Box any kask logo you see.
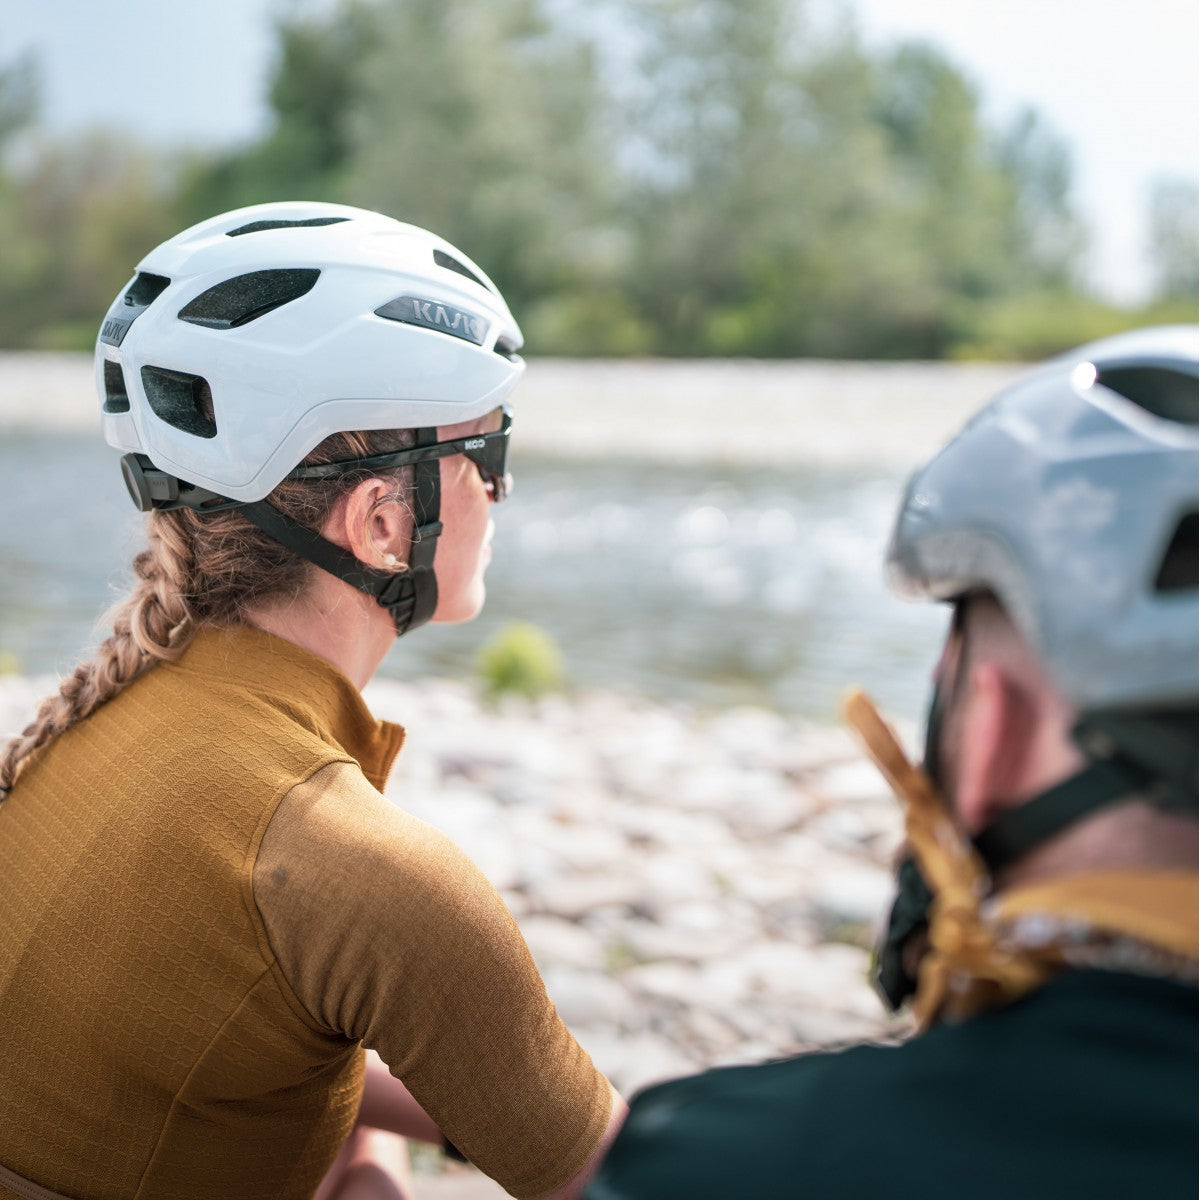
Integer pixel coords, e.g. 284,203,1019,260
374,294,488,346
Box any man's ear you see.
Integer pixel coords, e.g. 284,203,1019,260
329,479,410,567
953,662,1033,834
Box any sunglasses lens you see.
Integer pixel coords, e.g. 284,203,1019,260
465,407,510,500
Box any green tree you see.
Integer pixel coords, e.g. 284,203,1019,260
0,132,178,349
608,0,1085,357
1147,177,1199,302
174,1,380,225
0,52,37,148
342,0,621,324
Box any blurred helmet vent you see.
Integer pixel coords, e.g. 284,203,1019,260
102,360,130,413
125,272,172,308
177,268,321,330
1154,511,1198,593
494,334,521,361
433,248,493,293
141,366,217,439
1097,365,1198,426
100,272,172,346
225,216,349,237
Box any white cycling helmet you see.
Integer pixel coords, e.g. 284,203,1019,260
96,200,524,503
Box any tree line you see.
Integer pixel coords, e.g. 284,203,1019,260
1,0,1195,358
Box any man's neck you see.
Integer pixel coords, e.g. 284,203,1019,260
992,800,1199,892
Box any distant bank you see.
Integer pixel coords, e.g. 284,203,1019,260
1,353,1023,469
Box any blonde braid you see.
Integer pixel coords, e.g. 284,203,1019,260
0,511,196,798
0,426,414,802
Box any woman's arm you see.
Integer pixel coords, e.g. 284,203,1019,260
535,1088,627,1200
356,1050,443,1144
253,761,621,1200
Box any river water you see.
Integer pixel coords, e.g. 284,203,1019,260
0,433,948,725
0,354,1023,726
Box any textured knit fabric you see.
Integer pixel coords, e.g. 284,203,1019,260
254,761,614,1197
587,970,1199,1200
0,625,610,1200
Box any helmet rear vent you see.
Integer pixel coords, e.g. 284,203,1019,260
1097,365,1198,426
433,248,493,293
100,273,171,346
1154,511,1198,593
141,366,217,439
494,334,522,361
177,268,321,330
103,360,130,413
225,216,349,237
125,272,171,308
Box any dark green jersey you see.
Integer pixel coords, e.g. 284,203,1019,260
588,970,1198,1200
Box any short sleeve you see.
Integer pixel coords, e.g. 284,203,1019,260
253,761,613,1199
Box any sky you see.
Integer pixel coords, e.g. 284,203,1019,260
1,0,1196,304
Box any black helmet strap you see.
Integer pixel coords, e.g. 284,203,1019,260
240,426,443,638
875,693,1195,1012
973,708,1197,872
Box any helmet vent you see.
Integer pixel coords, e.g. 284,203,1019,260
141,366,217,439
125,272,171,308
494,334,522,361
225,216,349,237
1154,511,1198,593
433,248,493,293
100,273,171,346
177,268,321,330
1097,366,1198,426
102,360,130,413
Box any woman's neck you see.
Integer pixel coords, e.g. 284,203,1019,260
243,576,393,690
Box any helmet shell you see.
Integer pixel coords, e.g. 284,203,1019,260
888,325,1199,711
96,201,524,502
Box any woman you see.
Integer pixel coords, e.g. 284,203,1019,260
0,202,623,1200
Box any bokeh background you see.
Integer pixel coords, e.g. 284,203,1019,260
1,0,1197,722
0,8,1196,1194
1,0,1196,354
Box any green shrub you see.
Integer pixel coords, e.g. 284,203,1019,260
476,622,565,701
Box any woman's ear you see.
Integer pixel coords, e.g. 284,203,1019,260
329,479,411,568
952,662,1034,834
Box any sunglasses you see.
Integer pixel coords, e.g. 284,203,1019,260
286,405,513,502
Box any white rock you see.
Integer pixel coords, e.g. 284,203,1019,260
725,786,815,839
518,915,606,971
623,960,704,1005
531,870,646,919
704,706,790,760
541,966,643,1031
572,1028,700,1096
809,758,891,804
639,853,723,908
810,865,894,927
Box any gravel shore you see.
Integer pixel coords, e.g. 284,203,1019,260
1,352,1023,469
1,671,912,1195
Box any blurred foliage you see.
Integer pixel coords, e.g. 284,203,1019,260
0,0,1195,357
476,621,565,700
1147,177,1199,302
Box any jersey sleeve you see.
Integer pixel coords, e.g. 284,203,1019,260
253,760,614,1199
